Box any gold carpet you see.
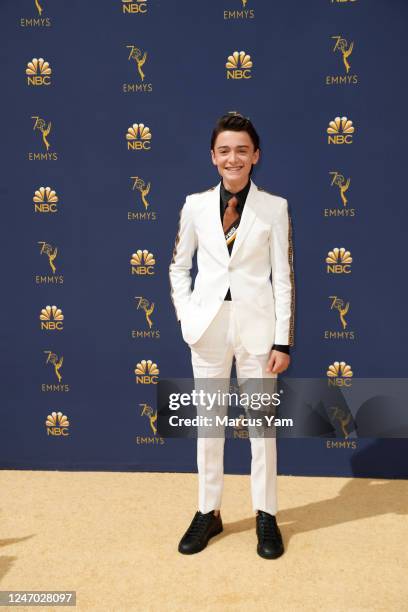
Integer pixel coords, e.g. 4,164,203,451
0,470,407,612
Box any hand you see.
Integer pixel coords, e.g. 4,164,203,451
266,349,290,374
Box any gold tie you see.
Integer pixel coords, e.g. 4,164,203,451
223,195,239,232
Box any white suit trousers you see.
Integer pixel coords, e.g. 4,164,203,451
189,301,278,515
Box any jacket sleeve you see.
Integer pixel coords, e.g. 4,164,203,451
269,198,295,346
168,196,198,321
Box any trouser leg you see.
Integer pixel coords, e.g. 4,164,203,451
189,303,234,513
232,309,278,515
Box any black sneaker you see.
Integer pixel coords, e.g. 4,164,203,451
256,511,284,559
178,510,223,555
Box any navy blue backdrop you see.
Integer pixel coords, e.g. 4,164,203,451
1,0,407,477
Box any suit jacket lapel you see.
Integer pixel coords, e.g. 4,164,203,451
229,179,258,262
205,178,260,264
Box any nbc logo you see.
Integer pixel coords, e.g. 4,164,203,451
122,0,148,14
40,305,64,330
327,116,355,144
130,250,155,275
326,248,352,274
45,411,70,436
33,187,59,213
226,51,253,79
26,58,52,85
327,361,353,387
135,359,159,384
126,123,151,150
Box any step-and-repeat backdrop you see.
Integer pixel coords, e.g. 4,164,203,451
1,0,407,477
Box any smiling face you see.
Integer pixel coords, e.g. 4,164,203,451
211,130,260,192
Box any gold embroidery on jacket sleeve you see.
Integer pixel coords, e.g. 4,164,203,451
169,204,184,318
288,211,295,346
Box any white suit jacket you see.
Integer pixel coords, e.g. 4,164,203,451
168,179,295,355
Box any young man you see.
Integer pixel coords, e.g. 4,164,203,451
168,112,295,559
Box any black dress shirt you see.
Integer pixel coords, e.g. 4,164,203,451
220,178,290,356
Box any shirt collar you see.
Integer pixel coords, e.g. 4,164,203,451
220,178,251,213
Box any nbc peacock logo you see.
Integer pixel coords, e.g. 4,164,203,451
122,0,148,14
226,51,253,79
130,250,155,275
33,186,59,213
45,411,70,436
40,305,64,331
327,116,355,144
134,359,159,384
26,58,52,86
326,247,352,274
327,361,353,387
126,123,152,150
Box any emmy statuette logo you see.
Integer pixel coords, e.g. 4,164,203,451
42,351,70,393
223,0,255,19
29,116,58,160
20,0,51,27
324,296,355,341
326,36,358,85
324,171,355,217
136,404,165,445
36,241,63,284
124,46,152,93
132,296,160,339
127,177,157,221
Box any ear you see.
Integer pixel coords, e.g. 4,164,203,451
210,149,217,166
252,149,260,165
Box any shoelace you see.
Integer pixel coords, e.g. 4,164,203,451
257,515,281,542
185,512,214,537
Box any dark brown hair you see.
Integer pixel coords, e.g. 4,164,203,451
210,111,260,152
